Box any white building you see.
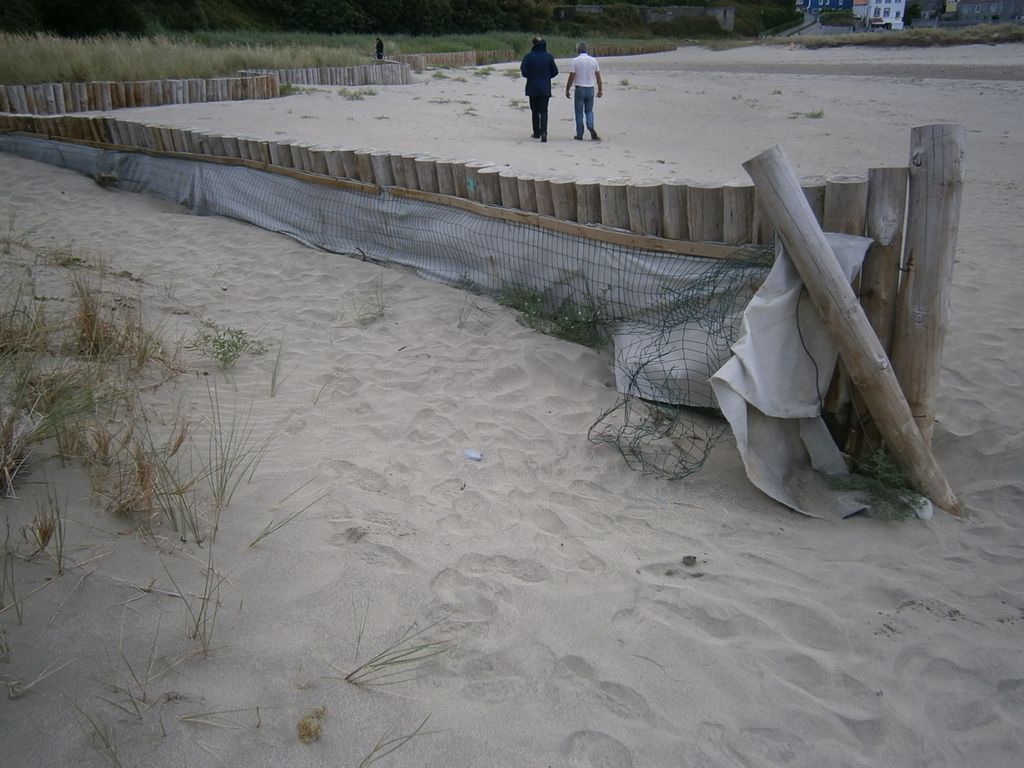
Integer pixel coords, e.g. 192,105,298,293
867,0,906,27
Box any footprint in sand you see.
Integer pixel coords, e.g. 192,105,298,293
564,730,634,768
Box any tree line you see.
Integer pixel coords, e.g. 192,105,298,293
0,0,800,38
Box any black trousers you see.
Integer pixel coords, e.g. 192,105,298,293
529,95,550,136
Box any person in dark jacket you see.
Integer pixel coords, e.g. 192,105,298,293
375,38,384,60
520,36,558,143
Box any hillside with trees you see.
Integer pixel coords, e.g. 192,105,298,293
1,0,801,38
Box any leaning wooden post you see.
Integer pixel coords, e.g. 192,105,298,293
890,124,966,444
743,145,960,515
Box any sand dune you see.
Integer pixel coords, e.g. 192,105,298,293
1,43,1022,767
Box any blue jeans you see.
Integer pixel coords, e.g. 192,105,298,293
573,86,595,137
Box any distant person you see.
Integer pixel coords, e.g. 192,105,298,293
375,38,384,60
520,36,558,143
565,41,603,141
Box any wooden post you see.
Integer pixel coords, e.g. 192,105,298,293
464,161,493,202
575,178,601,225
890,124,966,444
435,159,457,195
722,182,755,245
516,174,537,213
533,176,555,217
549,177,577,221
626,179,663,237
450,160,471,198
389,153,407,187
845,165,910,458
499,170,521,209
802,178,826,225
861,167,909,353
355,149,375,183
370,151,395,186
599,179,630,230
661,180,689,241
476,167,502,205
687,182,724,242
821,174,870,446
414,156,440,193
339,149,359,179
399,153,421,189
743,144,960,515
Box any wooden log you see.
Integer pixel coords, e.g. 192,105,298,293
355,148,375,183
370,151,395,185
626,179,663,237
722,182,755,245
267,140,282,166
890,124,966,444
450,160,471,198
435,159,457,196
743,143,960,515
308,146,329,175
801,177,826,225
463,161,493,202
476,166,503,205
824,175,869,237
24,85,38,115
535,177,556,217
499,170,521,209
400,153,421,190
170,128,189,154
414,156,440,193
388,153,407,187
0,86,10,114
516,174,537,213
339,148,359,179
860,167,909,354
295,144,315,171
661,180,689,241
686,182,724,242
599,179,630,230
43,83,58,114
821,173,870,445
845,166,910,458
576,178,601,225
274,140,295,167
549,176,577,221
160,127,178,153
751,189,775,245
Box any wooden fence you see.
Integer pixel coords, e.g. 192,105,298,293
0,75,279,115
239,61,411,86
0,113,964,510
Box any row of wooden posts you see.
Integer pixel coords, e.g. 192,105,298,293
0,75,279,116
239,62,411,87
0,112,964,512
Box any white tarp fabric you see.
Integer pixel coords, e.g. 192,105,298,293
710,234,874,520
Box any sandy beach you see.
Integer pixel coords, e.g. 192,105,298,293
1,43,1023,767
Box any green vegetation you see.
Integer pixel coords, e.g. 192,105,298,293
498,286,610,350
193,322,266,369
829,448,926,521
820,11,856,26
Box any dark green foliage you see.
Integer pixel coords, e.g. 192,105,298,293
827,449,922,521
650,16,729,38
820,11,856,26
0,0,799,37
0,0,41,33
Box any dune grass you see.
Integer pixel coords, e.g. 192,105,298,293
0,30,677,86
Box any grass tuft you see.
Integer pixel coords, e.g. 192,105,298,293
497,286,610,349
297,705,327,743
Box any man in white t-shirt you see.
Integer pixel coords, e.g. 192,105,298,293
564,41,603,141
